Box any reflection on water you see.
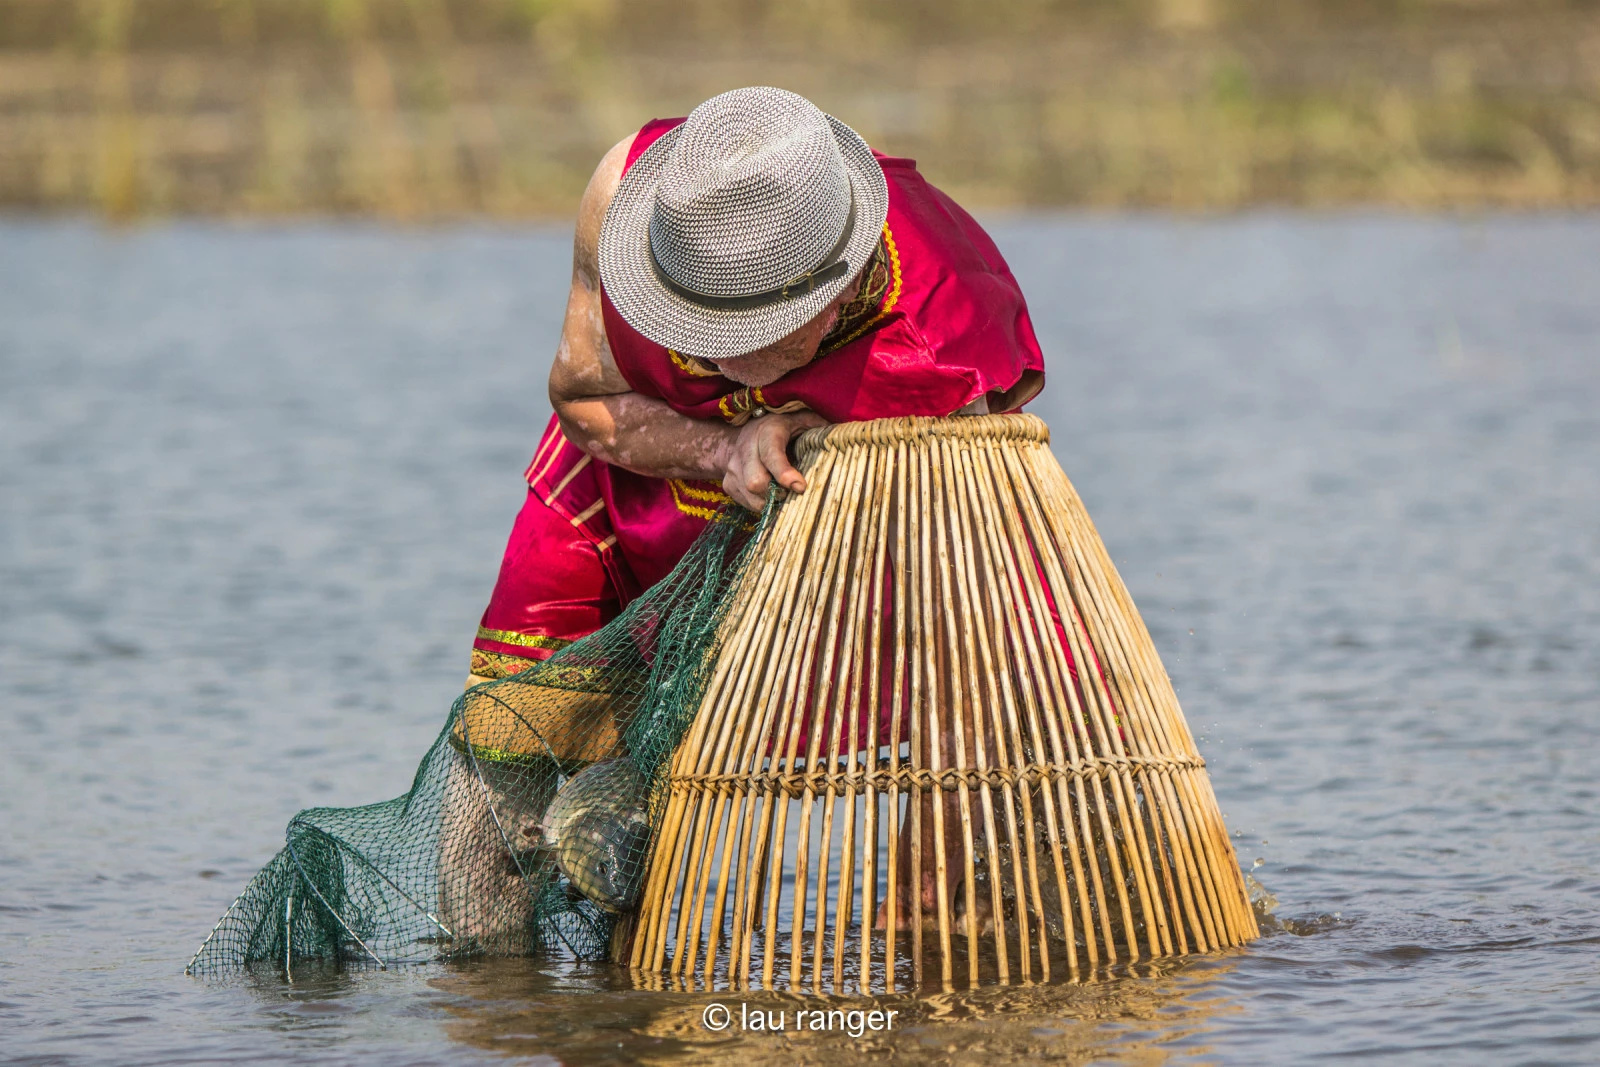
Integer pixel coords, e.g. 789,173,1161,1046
428,954,1240,1065
217,921,1261,1063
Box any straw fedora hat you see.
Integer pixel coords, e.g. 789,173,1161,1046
598,87,890,362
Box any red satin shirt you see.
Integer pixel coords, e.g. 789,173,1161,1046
471,119,1047,678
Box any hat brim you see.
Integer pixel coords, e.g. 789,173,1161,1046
597,116,890,363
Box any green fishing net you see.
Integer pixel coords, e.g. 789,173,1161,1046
188,501,771,973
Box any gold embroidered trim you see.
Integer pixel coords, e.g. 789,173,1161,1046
447,730,600,770
675,480,730,502
717,387,809,427
469,647,543,679
475,626,574,652
819,225,902,354
447,731,550,766
668,478,731,520
668,348,721,378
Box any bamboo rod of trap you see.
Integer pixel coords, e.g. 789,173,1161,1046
636,444,836,976
1024,443,1185,956
1024,442,1255,946
662,508,779,980
847,462,892,991
1003,440,1145,959
977,438,1091,969
780,442,869,987
817,443,885,989
722,460,823,983
692,488,827,980
791,443,874,988
938,436,1001,981
733,449,837,985
670,523,784,980
954,437,1040,980
972,435,1075,979
884,436,909,990
754,441,862,987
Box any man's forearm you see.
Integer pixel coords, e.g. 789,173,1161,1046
555,391,737,481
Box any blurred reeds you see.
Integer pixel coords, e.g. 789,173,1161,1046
1,0,1598,219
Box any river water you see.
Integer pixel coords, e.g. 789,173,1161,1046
2,215,1597,1065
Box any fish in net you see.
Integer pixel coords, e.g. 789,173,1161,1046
187,501,771,973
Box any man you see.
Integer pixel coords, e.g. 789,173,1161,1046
449,87,1044,944
472,86,1042,685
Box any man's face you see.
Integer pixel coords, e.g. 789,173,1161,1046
712,272,866,388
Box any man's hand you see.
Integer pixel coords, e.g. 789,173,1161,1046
720,411,829,511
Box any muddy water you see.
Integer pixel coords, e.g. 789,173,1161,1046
2,215,1598,1064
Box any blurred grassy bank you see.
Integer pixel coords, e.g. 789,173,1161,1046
2,0,1599,219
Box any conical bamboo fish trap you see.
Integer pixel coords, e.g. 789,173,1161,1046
629,414,1257,992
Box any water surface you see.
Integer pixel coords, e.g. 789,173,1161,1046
2,215,1598,1064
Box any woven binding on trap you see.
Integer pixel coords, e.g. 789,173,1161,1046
673,752,1207,798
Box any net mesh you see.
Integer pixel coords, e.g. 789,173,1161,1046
188,500,771,973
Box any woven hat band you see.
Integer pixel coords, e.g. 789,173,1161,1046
648,194,857,312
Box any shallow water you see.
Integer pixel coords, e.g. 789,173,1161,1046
2,214,1598,1065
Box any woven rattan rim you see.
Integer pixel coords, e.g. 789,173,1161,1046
793,413,1050,467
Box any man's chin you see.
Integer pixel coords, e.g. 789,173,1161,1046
719,370,784,388
713,355,802,388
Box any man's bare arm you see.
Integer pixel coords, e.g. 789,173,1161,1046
548,138,824,511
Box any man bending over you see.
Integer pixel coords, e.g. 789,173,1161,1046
445,86,1045,948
